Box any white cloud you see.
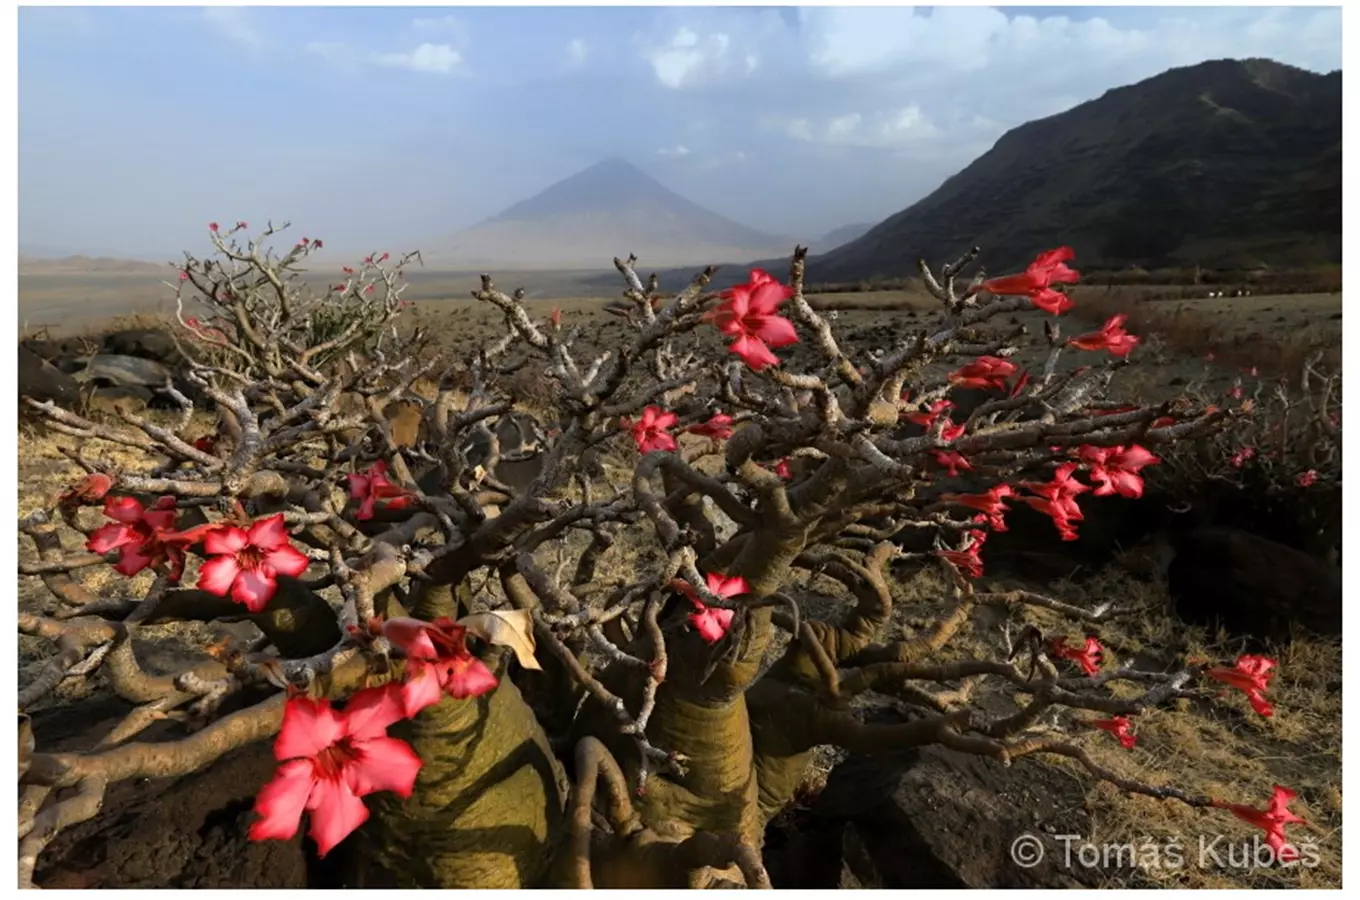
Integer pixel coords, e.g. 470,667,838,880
656,145,691,157
766,105,939,149
202,8,265,49
644,27,754,89
371,43,462,75
567,38,588,66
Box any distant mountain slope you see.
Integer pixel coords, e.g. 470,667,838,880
807,57,1341,281
816,222,875,253
423,158,792,269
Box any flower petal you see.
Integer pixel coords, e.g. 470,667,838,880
275,696,346,761
264,545,311,579
342,683,409,742
204,525,249,557
444,656,499,699
247,514,290,551
400,661,446,717
87,522,137,555
753,314,799,348
197,554,242,597
345,736,423,798
304,778,370,859
248,758,317,844
103,496,147,525
231,566,278,613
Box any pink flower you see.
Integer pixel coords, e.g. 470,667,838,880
248,686,423,858
378,616,499,717
1207,654,1277,717
178,270,189,282
86,495,182,578
673,572,749,643
345,460,415,521
1297,469,1319,487
705,268,799,370
686,412,735,441
940,484,1014,532
1076,444,1160,499
931,449,972,477
906,399,954,428
949,356,1018,392
549,306,562,328
1051,635,1103,675
982,246,1080,316
936,528,987,578
1019,462,1090,540
1068,314,1140,357
236,221,248,230
622,406,678,453
1087,716,1137,749
1230,447,1257,469
208,222,219,232
58,472,115,508
1211,786,1309,862
197,514,311,612
313,239,323,249
773,458,793,480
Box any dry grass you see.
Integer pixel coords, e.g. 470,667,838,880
1069,288,1341,384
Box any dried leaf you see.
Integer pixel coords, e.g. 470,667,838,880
458,609,541,671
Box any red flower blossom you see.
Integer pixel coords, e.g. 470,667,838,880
1296,469,1319,487
378,617,499,716
686,412,735,440
1087,716,1137,749
949,356,1018,391
981,246,1080,315
178,270,189,282
1230,446,1257,469
931,449,972,477
345,460,415,521
940,484,1014,532
673,572,749,643
197,514,311,612
1008,369,1032,399
312,239,323,249
1068,313,1140,357
704,268,799,370
1207,654,1277,717
1051,635,1103,675
773,458,794,480
58,472,115,507
1019,462,1090,540
86,495,182,578
549,306,562,328
906,399,954,428
1227,384,1244,400
1211,785,1309,862
936,528,987,578
622,405,678,453
1076,444,1160,499
236,220,248,230
209,222,219,232
248,686,422,858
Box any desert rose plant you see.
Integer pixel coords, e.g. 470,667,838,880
18,227,1318,888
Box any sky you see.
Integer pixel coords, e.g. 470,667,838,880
17,4,1344,262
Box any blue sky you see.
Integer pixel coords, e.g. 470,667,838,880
18,5,1343,261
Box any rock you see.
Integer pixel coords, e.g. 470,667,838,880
36,738,308,888
101,328,183,365
810,741,1106,888
75,354,174,390
18,346,83,407
1165,527,1342,640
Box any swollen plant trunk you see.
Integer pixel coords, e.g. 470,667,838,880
347,656,568,888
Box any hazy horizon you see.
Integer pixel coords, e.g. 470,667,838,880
19,5,1342,263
